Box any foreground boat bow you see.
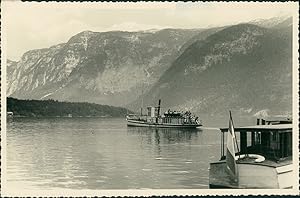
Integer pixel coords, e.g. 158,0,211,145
209,115,293,189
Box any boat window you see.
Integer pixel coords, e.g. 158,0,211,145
234,130,292,161
272,132,277,141
279,132,292,158
247,132,252,147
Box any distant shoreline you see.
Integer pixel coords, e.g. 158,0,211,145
7,115,119,118
7,97,131,118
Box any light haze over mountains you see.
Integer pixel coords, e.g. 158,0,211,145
7,16,293,117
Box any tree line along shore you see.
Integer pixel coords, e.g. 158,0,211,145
7,97,131,118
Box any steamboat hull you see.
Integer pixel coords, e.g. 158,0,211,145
127,119,201,128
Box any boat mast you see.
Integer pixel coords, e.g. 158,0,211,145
140,87,143,116
141,87,144,115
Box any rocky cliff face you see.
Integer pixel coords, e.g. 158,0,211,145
249,16,292,28
133,20,292,117
7,17,292,117
7,29,203,105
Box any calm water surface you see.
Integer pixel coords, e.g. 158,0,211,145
6,117,254,190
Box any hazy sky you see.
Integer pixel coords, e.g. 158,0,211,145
3,1,298,61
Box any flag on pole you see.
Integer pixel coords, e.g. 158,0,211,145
226,111,238,181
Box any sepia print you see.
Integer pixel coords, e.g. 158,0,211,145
1,1,299,196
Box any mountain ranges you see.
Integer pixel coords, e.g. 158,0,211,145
8,29,204,105
7,16,293,117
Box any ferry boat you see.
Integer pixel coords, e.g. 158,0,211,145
126,99,202,128
209,114,293,189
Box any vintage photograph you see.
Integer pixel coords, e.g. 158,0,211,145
1,1,299,196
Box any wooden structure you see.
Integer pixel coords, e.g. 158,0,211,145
209,123,293,189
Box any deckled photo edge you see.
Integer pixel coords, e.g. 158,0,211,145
1,1,299,196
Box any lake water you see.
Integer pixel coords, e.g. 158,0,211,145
6,116,254,190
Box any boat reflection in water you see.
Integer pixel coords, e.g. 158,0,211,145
127,126,203,163
127,126,202,144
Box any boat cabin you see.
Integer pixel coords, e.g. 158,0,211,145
127,99,201,127
264,117,292,125
219,124,292,161
210,122,293,189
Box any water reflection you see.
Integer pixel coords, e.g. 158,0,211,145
127,127,201,144
7,118,218,190
127,127,202,162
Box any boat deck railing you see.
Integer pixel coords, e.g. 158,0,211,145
127,114,201,125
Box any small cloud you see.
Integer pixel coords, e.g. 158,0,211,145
253,109,270,118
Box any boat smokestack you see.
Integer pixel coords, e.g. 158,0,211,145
158,99,161,117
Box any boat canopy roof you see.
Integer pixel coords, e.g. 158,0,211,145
264,117,292,122
220,124,292,133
